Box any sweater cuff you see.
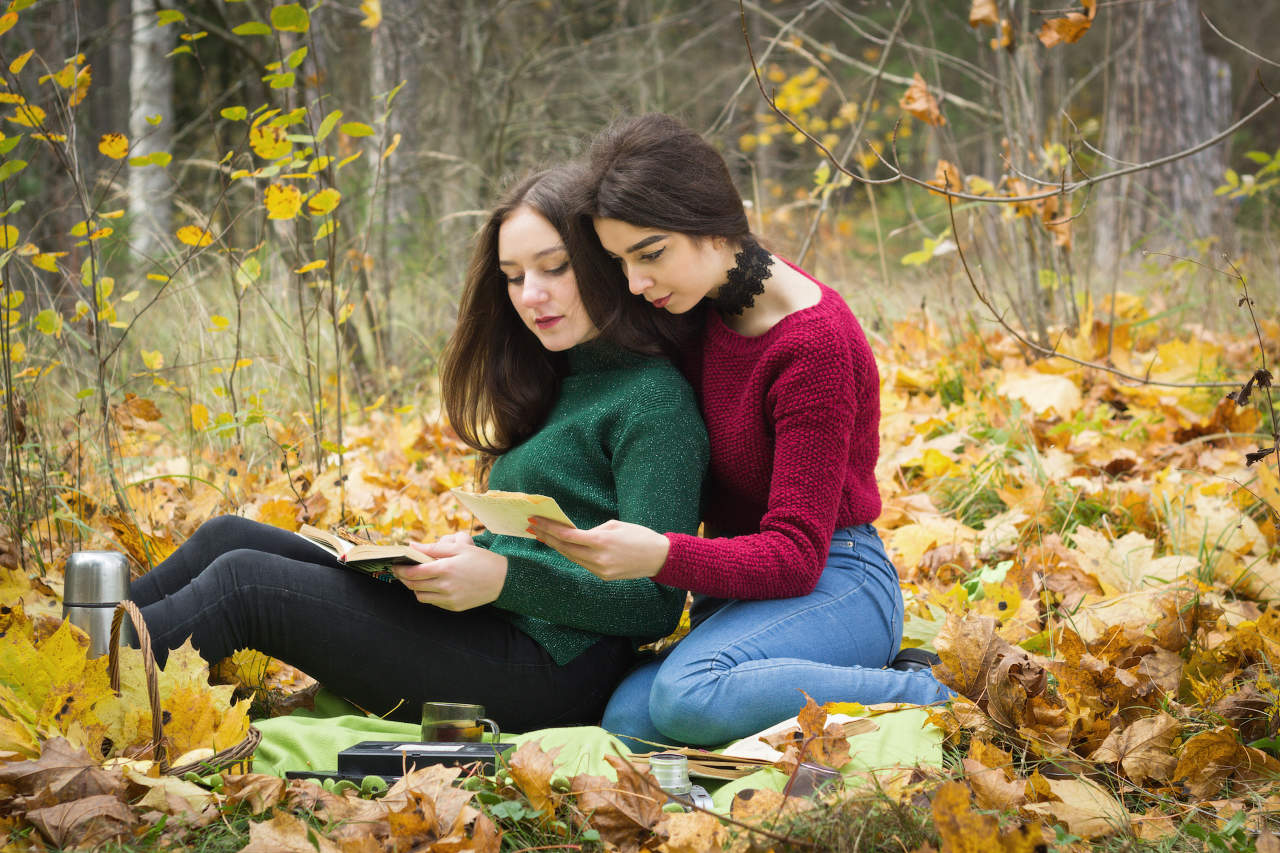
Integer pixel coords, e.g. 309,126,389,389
653,532,696,590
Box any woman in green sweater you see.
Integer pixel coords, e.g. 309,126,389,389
129,165,708,731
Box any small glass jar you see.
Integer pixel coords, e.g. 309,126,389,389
648,752,713,811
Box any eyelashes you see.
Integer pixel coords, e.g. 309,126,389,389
638,248,664,262
506,261,570,285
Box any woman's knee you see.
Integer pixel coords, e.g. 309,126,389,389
647,668,726,745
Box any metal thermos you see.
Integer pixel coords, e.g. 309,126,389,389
63,551,135,657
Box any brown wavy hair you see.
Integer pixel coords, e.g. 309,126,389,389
441,163,695,467
584,112,754,243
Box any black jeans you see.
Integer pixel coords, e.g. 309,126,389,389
130,515,635,731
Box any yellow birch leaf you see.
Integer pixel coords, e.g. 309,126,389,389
190,402,209,430
248,123,290,160
0,92,23,104
360,0,382,29
141,350,163,370
98,133,128,159
381,132,401,161
0,224,17,248
0,13,16,38
9,49,33,74
305,187,340,216
263,183,302,220
175,225,213,247
294,259,326,274
209,314,230,331
8,340,24,362
87,226,112,241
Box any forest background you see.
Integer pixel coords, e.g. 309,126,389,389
3,0,1280,850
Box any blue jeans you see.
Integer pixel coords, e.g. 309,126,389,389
601,525,954,746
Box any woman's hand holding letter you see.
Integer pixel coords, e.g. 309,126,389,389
393,534,507,611
528,517,669,581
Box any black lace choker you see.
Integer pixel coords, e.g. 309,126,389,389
710,237,773,316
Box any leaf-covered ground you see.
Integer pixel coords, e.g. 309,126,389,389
3,295,1280,851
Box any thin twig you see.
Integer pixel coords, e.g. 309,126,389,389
735,8,1280,205
942,176,1239,389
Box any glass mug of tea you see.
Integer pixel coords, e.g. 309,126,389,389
421,702,500,744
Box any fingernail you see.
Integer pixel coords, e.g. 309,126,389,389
525,526,535,535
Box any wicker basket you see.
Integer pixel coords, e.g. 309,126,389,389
108,600,261,776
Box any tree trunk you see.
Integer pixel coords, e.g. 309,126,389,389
1091,0,1227,265
128,0,173,265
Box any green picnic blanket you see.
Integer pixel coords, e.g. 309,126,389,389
253,690,944,812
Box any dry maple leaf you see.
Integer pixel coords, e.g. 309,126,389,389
1038,12,1093,47
1089,712,1180,783
507,740,562,817
569,753,664,853
1021,775,1128,839
0,737,124,810
1173,726,1246,800
899,73,946,126
933,612,1017,703
927,160,964,197
0,611,118,757
220,772,287,815
240,809,342,853
655,810,728,853
968,0,998,27
387,788,441,850
24,792,136,850
930,780,1043,852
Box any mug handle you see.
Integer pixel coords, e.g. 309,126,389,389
477,717,500,744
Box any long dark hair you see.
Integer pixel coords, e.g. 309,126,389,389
584,113,754,244
442,164,692,463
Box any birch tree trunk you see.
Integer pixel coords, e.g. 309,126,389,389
1091,0,1227,265
128,0,173,265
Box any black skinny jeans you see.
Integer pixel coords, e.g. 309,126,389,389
130,515,635,731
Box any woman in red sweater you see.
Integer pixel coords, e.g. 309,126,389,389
531,114,952,745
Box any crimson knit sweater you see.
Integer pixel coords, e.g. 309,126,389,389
655,271,882,600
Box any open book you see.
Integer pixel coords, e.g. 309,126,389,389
297,524,429,579
450,489,576,539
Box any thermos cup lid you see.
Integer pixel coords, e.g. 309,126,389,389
63,551,132,605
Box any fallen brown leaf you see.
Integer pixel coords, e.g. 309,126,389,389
507,740,562,817
1089,712,1180,783
655,810,728,853
25,793,136,850
239,809,342,853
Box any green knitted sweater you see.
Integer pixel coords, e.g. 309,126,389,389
480,341,707,665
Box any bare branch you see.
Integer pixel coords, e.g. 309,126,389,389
942,176,1241,390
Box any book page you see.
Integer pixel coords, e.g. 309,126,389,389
297,524,350,557
450,489,575,538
